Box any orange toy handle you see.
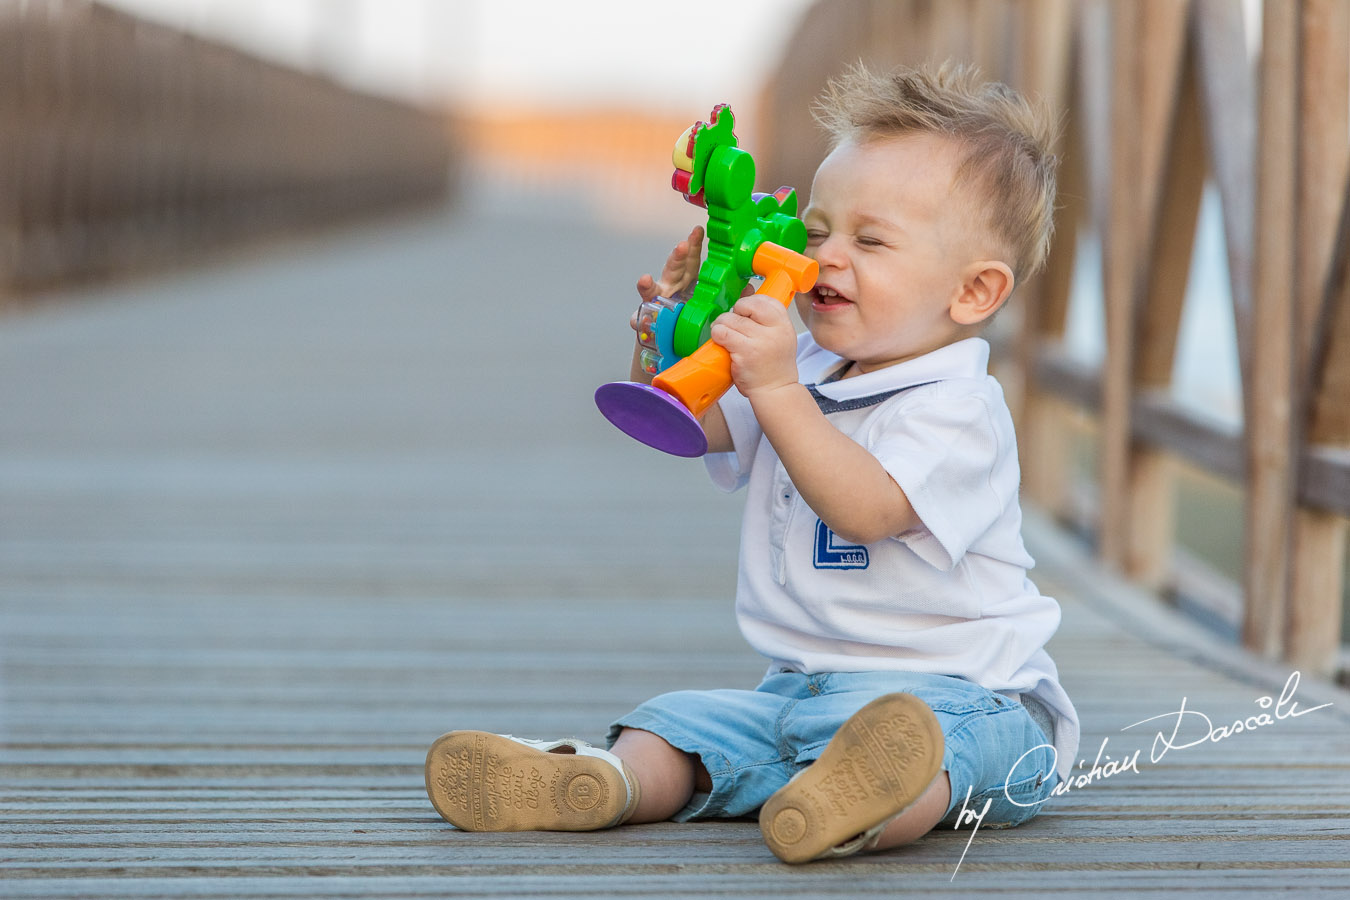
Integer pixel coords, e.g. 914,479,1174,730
651,243,818,421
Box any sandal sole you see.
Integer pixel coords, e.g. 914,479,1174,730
425,731,628,832
759,693,944,863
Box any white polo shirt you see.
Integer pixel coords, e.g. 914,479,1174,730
706,334,1079,779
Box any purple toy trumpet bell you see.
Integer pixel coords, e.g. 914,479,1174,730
594,381,708,458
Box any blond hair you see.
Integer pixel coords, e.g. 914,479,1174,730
813,62,1059,277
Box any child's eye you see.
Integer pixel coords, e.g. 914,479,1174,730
856,236,884,248
805,230,828,244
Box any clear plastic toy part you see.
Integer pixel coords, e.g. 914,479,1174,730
635,296,683,375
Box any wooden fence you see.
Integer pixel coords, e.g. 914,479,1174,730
0,1,454,295
759,0,1350,680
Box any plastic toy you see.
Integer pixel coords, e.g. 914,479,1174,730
594,105,818,457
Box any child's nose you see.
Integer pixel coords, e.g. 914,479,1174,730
809,234,847,269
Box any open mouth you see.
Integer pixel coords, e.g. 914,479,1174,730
810,285,853,311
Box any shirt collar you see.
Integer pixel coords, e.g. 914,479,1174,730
805,337,991,401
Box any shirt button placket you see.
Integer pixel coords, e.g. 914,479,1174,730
770,468,793,584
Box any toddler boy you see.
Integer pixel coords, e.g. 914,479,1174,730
425,62,1079,864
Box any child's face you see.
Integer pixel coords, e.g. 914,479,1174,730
797,133,994,373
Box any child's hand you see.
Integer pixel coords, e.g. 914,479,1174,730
633,226,704,329
710,293,799,400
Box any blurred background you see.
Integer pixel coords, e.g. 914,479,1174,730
0,0,1346,682
0,0,816,290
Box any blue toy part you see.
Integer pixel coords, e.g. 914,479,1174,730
654,301,682,372
634,297,685,375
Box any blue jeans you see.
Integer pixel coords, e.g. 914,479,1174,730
608,670,1057,825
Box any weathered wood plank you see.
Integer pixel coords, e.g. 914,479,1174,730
4,869,1348,900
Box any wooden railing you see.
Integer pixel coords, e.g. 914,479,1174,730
0,1,454,295
759,0,1350,679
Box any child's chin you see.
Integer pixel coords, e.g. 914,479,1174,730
806,329,853,359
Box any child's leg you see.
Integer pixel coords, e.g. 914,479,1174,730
424,727,718,832
612,723,947,839
759,674,1059,862
758,692,945,863
609,727,713,823
870,771,951,848
607,680,812,823
427,679,808,833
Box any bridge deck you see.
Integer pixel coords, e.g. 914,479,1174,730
1,190,1346,898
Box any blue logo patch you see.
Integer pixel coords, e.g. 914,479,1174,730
813,519,869,569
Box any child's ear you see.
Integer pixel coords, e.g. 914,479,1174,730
950,261,1015,325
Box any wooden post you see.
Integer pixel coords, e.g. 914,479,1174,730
1099,1,1142,570
1015,0,1078,519
1308,182,1350,454
1101,0,1189,579
1290,147,1350,676
1292,0,1349,372
1243,0,1300,660
1122,0,1193,589
1286,0,1349,677
1192,0,1256,404
1135,51,1206,398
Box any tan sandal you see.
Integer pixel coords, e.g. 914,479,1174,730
425,732,641,832
759,693,944,863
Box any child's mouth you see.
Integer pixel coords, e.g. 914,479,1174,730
811,285,853,311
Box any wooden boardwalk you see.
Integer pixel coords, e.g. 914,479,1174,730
1,189,1347,898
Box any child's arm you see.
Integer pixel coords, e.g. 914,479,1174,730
630,226,733,452
710,296,920,544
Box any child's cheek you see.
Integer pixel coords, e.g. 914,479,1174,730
793,294,814,323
